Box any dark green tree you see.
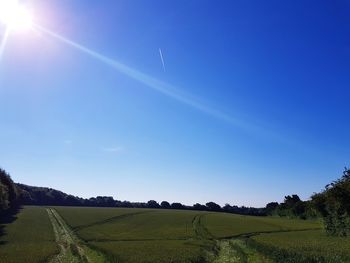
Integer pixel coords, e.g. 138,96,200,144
0,168,19,214
311,168,350,236
147,200,160,208
160,201,171,209
206,202,221,211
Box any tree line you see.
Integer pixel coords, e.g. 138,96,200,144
1,167,350,236
264,168,350,236
0,168,264,216
16,183,266,215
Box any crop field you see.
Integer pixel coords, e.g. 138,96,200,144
1,206,350,263
54,206,151,229
56,207,209,263
203,213,321,238
90,240,206,263
55,207,200,241
0,206,58,263
251,229,350,262
53,207,328,263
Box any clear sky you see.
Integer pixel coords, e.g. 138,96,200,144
0,0,349,207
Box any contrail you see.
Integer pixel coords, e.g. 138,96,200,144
159,48,165,72
0,27,10,60
33,24,275,137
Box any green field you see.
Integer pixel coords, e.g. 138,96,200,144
53,206,326,263
55,207,198,241
55,207,209,263
0,206,58,263
251,229,350,263
203,213,320,238
1,206,350,263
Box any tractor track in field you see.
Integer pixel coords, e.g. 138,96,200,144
47,208,109,263
47,208,321,263
74,210,155,232
192,213,215,240
212,228,321,263
83,237,188,242
190,213,320,263
218,227,322,240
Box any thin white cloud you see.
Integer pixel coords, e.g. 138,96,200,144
64,139,72,145
159,48,166,72
102,146,123,153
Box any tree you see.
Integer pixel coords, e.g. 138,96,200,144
223,204,231,210
0,168,19,213
265,202,279,215
311,192,327,217
275,194,307,218
160,201,171,209
147,200,160,208
312,168,350,236
206,202,221,211
292,201,306,217
193,203,207,210
284,195,301,208
171,202,184,210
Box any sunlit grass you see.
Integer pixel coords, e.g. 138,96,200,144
251,230,350,262
0,206,58,263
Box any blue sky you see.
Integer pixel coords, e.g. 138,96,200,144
0,0,349,206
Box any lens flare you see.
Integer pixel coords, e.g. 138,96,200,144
0,0,33,31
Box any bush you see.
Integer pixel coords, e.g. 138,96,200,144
312,168,350,236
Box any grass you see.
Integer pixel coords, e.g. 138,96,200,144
2,206,349,263
53,207,325,263
0,206,58,263
57,207,209,263
203,212,322,238
76,210,200,241
90,240,206,263
213,239,273,263
54,206,151,229
250,229,350,263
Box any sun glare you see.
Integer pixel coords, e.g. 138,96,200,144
0,0,33,31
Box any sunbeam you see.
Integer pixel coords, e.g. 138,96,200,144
33,24,265,135
0,26,10,60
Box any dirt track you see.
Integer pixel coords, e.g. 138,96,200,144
47,208,108,263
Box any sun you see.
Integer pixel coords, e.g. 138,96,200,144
0,0,33,31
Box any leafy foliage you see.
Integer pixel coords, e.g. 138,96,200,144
0,168,19,214
311,168,350,236
265,195,319,219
